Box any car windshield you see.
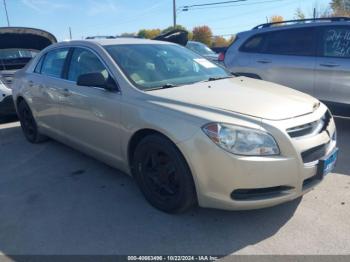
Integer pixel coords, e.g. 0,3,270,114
0,49,38,60
104,44,229,90
0,49,39,70
186,42,216,56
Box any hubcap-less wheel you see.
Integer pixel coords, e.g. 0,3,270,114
21,103,36,141
18,100,47,143
142,146,180,203
133,135,196,213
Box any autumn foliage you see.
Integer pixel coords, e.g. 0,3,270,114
192,26,213,46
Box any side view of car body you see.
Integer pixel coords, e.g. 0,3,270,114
0,27,56,117
224,17,350,116
12,38,337,213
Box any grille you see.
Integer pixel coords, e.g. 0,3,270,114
287,111,331,138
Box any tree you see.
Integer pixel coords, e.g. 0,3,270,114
211,36,229,47
331,0,350,16
227,35,236,45
162,25,187,34
192,26,213,46
294,7,306,20
270,15,284,23
137,29,161,39
293,3,331,20
120,32,136,37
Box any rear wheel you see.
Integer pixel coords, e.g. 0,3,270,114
17,99,47,143
132,134,196,213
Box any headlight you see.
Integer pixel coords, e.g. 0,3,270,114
202,123,280,156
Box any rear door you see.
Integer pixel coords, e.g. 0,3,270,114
29,48,69,135
243,27,317,95
58,47,123,164
315,25,350,110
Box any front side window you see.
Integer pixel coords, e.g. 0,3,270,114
263,28,316,56
67,48,109,82
104,44,230,90
322,26,350,58
41,48,69,78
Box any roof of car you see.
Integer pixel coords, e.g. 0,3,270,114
51,38,173,49
236,19,350,38
86,37,173,46
253,17,350,30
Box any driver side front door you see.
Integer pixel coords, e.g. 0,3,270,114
58,47,123,166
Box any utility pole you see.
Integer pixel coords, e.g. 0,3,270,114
69,27,72,40
313,7,316,19
3,0,10,27
173,0,176,28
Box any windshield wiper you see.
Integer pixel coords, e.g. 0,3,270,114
206,76,233,82
145,83,178,91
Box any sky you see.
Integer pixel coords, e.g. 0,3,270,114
2,0,332,41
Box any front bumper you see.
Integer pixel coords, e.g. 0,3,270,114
177,106,337,210
0,95,16,117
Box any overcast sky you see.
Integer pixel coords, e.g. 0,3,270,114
3,0,331,40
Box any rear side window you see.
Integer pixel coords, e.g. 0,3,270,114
240,35,265,53
41,48,69,78
263,28,316,56
321,26,350,58
34,55,45,73
241,28,316,56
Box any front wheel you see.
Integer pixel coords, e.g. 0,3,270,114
132,134,197,213
17,99,47,143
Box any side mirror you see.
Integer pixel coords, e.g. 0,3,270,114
77,72,117,91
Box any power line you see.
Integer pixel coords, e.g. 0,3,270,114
186,0,288,11
183,0,247,9
194,0,294,25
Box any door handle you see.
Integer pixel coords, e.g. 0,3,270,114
61,88,71,97
320,63,339,68
257,60,272,64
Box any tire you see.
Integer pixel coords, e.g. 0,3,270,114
132,134,197,213
17,99,48,143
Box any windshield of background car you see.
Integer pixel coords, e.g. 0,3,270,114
0,49,39,70
0,49,38,60
104,44,229,90
187,42,216,55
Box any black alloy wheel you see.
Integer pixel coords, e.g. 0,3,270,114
18,100,47,143
132,134,196,213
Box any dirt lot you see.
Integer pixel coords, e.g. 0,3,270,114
0,117,349,256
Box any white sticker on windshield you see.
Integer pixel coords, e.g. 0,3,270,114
194,58,217,68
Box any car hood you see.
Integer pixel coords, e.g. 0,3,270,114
0,27,57,50
149,77,320,121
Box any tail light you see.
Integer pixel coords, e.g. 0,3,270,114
218,52,225,62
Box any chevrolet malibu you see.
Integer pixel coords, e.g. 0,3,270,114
12,38,338,213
